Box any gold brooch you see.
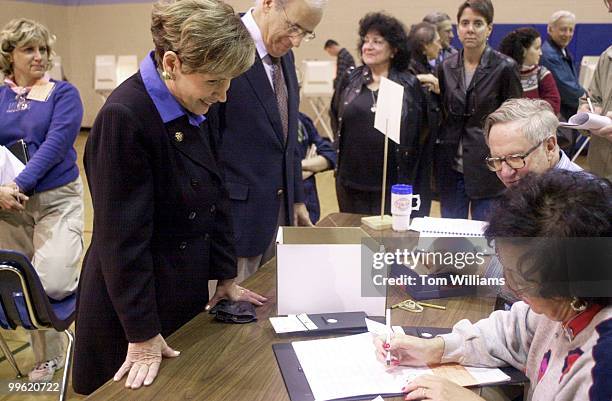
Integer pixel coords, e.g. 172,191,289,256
174,132,184,142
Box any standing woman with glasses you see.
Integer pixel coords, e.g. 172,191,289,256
436,0,522,220
330,12,425,215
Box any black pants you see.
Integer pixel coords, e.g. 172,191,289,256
336,182,391,215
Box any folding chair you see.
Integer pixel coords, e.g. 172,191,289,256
0,250,76,401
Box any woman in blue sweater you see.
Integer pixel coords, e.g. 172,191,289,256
0,18,84,382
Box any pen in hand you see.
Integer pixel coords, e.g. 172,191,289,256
385,308,391,366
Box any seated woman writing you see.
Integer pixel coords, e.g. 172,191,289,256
376,169,612,401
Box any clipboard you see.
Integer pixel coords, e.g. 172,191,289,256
7,139,30,165
272,327,529,401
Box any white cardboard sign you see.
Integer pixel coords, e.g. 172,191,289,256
374,76,404,144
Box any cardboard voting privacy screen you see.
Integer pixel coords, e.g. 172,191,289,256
301,60,335,97
276,227,386,317
374,76,404,144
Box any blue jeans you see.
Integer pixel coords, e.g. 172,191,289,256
439,169,498,221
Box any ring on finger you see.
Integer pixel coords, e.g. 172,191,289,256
421,388,427,398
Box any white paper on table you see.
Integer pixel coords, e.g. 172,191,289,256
270,314,318,334
371,397,384,401
270,315,306,333
464,366,511,385
374,76,404,144
392,326,406,335
365,318,392,337
559,112,612,130
292,332,431,401
0,145,25,185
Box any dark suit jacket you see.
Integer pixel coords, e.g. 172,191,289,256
73,73,237,395
218,51,304,257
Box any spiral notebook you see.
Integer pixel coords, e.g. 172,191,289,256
409,217,487,237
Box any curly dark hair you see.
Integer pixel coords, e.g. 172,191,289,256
498,27,540,66
357,12,410,72
485,170,612,306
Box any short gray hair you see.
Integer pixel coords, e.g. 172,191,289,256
549,10,576,26
256,0,328,10
151,0,255,76
0,18,55,76
423,11,452,26
484,98,559,145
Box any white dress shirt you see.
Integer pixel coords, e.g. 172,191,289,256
241,8,276,90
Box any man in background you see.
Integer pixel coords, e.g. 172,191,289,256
541,10,585,121
323,39,355,88
422,11,457,66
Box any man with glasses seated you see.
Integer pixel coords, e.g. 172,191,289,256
216,0,326,283
482,98,581,309
484,98,581,188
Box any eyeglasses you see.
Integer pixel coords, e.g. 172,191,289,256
501,262,540,299
281,5,316,42
497,249,539,298
485,139,546,172
502,268,539,298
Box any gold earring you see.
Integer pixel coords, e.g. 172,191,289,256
161,71,173,80
570,297,587,312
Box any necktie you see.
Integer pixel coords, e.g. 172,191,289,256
270,56,288,142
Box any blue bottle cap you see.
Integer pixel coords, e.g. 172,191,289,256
391,184,413,195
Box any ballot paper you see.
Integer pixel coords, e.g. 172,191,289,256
374,76,404,144
0,145,25,185
292,333,430,401
559,112,612,130
292,332,511,401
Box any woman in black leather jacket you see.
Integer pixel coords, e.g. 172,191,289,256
330,12,425,215
437,0,522,220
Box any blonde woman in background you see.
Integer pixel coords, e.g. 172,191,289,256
0,18,84,383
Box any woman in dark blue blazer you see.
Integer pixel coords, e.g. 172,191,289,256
73,0,266,394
